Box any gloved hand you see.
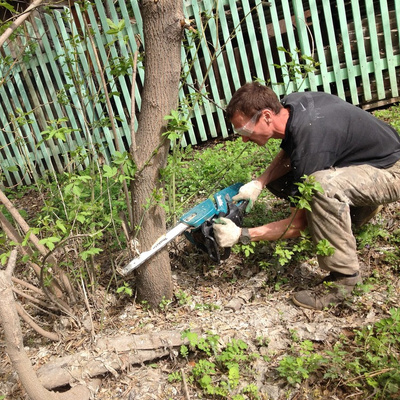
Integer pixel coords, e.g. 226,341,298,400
232,180,263,212
213,217,241,248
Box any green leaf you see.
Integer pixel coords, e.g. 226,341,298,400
80,247,103,261
103,164,118,178
39,236,61,251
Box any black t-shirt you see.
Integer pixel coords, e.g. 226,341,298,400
280,92,400,193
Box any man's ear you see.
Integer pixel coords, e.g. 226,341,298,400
262,108,272,124
262,108,273,118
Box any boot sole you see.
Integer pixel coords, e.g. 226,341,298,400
291,294,322,311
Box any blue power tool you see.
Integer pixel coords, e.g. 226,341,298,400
121,183,247,276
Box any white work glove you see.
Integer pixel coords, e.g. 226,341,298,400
213,217,241,248
232,180,263,212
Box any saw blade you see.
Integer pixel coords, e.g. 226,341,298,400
121,222,188,275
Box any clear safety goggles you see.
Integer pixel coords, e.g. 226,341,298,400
234,110,262,137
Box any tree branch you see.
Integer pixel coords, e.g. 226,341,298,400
0,0,45,48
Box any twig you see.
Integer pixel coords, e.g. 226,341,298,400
80,276,95,339
12,286,57,310
181,368,191,400
15,303,59,341
345,368,395,384
130,47,139,154
12,276,45,295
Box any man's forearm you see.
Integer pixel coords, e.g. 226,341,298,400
248,208,307,242
256,149,292,187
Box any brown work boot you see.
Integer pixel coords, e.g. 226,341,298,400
351,205,383,229
292,272,362,310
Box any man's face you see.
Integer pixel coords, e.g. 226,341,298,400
231,110,273,146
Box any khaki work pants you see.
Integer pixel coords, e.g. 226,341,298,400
267,160,400,275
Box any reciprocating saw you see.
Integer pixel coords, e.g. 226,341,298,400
120,183,247,276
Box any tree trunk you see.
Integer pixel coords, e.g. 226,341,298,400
130,0,183,307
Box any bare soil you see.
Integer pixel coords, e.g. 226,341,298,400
1,195,399,400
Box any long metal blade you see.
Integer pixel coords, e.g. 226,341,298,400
120,222,189,275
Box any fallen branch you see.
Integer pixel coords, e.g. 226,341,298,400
37,328,202,390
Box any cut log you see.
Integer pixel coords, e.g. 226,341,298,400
37,328,201,390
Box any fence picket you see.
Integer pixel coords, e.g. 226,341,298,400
350,0,372,102
380,0,398,98
365,0,385,99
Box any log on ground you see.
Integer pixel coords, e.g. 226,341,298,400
37,328,201,390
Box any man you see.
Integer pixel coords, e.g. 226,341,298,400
214,82,400,310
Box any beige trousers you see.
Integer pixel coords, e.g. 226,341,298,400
307,160,400,275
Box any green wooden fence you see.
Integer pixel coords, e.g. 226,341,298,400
0,0,399,187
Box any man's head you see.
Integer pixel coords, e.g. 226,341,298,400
226,82,286,144
226,82,283,122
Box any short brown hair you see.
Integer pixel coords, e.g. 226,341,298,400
226,82,283,121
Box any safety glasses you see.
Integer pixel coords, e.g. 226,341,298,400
234,110,262,137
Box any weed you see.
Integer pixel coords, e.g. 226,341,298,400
179,330,262,399
277,310,400,398
357,223,390,249
168,371,183,383
116,282,133,297
373,104,400,132
235,242,257,257
277,340,326,385
175,289,192,306
159,296,172,311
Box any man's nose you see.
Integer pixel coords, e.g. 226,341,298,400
242,136,250,143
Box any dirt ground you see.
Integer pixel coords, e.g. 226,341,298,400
1,197,399,400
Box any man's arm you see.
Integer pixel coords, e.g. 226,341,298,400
248,208,307,241
256,149,292,187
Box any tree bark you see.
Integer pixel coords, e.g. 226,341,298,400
130,0,183,307
36,329,201,389
0,249,90,400
0,249,59,400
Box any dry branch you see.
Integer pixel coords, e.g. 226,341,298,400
15,303,59,341
37,328,202,390
0,192,75,309
0,0,44,48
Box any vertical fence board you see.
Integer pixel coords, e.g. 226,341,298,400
396,0,400,51
336,0,359,104
379,0,398,98
322,0,345,99
227,0,252,83
256,2,278,86
281,0,303,92
0,101,23,185
118,0,143,116
350,0,372,102
292,0,318,92
365,0,385,99
217,0,242,91
241,1,265,82
67,5,116,161
307,0,331,93
190,0,222,138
